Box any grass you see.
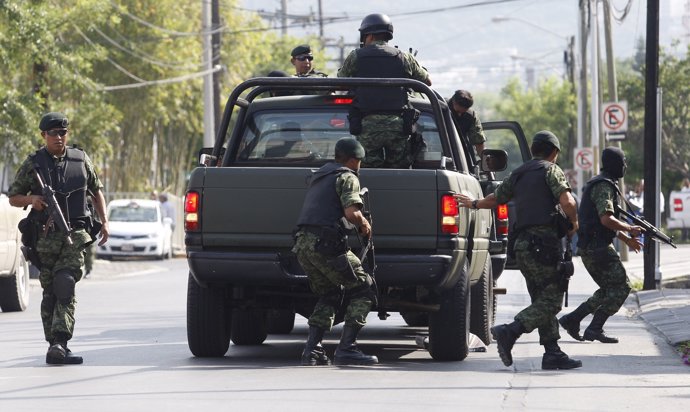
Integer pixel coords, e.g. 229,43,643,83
630,279,644,291
678,341,690,366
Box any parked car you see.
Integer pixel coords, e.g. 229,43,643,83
97,199,173,260
0,194,30,312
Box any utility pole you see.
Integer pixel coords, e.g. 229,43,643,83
212,0,222,134
643,0,661,290
576,0,589,199
318,0,324,40
590,0,601,176
202,0,215,148
281,0,288,36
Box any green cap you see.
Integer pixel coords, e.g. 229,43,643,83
39,112,69,131
335,137,365,160
291,44,312,57
532,130,560,151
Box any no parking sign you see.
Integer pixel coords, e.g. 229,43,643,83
602,101,628,133
574,147,594,172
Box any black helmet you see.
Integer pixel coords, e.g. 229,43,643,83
358,13,393,45
601,146,627,179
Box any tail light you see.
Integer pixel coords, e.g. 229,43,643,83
333,97,353,105
496,203,509,236
441,194,459,234
674,198,683,212
185,191,200,232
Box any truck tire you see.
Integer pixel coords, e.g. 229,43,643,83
0,253,30,312
428,259,470,361
186,273,231,357
266,308,296,334
401,311,429,327
470,255,494,346
231,309,268,345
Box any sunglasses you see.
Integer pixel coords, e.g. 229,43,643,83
295,55,314,62
46,129,68,137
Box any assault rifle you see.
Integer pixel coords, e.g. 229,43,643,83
557,240,575,307
614,203,676,249
33,169,73,245
356,188,384,317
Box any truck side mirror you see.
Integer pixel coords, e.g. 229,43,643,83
480,149,508,172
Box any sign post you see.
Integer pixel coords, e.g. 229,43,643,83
574,147,594,172
602,101,628,134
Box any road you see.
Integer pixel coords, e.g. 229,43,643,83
0,257,688,411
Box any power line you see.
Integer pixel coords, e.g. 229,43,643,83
100,65,224,92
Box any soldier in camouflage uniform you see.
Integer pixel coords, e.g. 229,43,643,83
290,44,328,78
8,112,109,365
448,89,486,158
559,147,642,344
292,137,378,366
338,13,431,169
456,131,582,370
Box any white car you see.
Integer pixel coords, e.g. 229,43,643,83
97,199,173,260
0,194,30,312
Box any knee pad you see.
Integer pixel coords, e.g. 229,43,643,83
53,269,76,304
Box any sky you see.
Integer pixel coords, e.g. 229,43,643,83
240,0,689,97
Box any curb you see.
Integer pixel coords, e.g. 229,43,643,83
635,288,690,346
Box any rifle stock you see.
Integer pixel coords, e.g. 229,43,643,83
615,204,676,249
33,170,73,245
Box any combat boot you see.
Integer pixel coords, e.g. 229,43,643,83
46,343,66,365
558,302,591,341
333,325,378,365
301,326,331,366
490,320,525,367
583,310,619,343
62,346,84,365
541,341,582,370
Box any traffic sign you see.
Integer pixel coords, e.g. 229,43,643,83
574,147,594,171
602,101,628,133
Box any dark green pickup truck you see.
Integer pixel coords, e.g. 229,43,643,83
184,77,528,361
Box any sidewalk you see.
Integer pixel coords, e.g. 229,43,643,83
622,243,690,346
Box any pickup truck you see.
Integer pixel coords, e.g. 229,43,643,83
0,194,30,312
185,77,517,361
667,190,690,231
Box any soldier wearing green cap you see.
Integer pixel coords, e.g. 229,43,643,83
455,131,583,370
8,111,110,365
292,137,378,366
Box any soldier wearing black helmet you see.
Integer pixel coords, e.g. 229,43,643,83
559,147,643,344
456,131,582,370
338,13,431,169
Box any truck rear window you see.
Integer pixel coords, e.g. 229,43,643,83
234,109,445,167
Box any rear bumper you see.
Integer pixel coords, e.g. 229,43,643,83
187,250,462,290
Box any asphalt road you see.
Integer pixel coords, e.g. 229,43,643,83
0,257,688,411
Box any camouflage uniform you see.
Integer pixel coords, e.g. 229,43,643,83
495,160,570,344
292,171,373,329
338,40,430,168
578,182,632,315
449,104,486,157
8,151,102,343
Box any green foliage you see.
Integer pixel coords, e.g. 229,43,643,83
493,76,577,168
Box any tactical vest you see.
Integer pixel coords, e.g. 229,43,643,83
297,163,355,227
456,109,477,139
577,174,619,249
353,44,408,113
32,147,89,224
511,159,558,230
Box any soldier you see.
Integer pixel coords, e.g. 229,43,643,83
559,147,643,343
290,44,327,78
456,131,582,370
338,13,431,169
448,89,486,157
292,137,378,366
8,112,109,365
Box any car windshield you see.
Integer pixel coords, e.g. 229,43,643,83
109,204,158,222
234,109,444,167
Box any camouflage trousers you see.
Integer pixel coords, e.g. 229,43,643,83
358,115,412,169
37,228,90,343
514,247,564,345
579,244,632,316
292,231,373,330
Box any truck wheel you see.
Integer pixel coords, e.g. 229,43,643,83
401,311,429,327
231,309,268,345
186,273,231,357
266,308,296,334
428,259,470,361
0,253,30,312
470,255,494,346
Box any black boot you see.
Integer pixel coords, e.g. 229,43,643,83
46,334,83,365
542,341,582,370
558,302,591,341
301,326,331,366
334,325,378,365
583,310,619,343
490,320,525,367
62,346,84,365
